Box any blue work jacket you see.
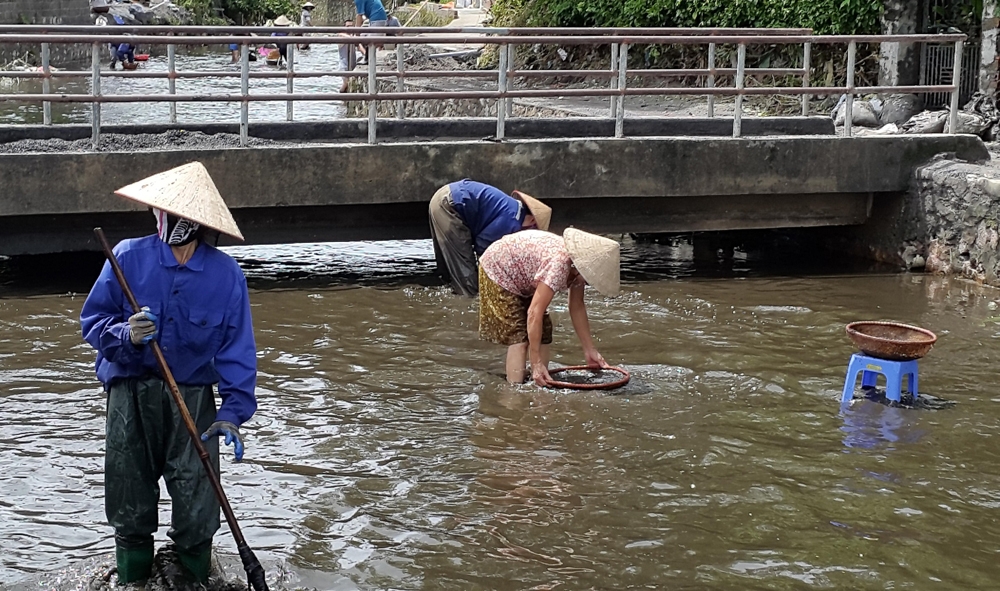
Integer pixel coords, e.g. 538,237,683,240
355,0,387,21
80,235,258,426
449,179,525,256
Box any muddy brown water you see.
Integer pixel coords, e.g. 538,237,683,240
2,237,1000,590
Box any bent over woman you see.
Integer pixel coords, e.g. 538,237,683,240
478,228,620,385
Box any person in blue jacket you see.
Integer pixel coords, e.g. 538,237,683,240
354,0,387,62
80,162,257,586
429,179,552,297
110,40,136,69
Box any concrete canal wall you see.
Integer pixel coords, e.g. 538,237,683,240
0,0,92,65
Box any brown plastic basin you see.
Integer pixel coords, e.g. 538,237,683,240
846,321,937,361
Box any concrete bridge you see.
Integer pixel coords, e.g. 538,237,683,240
0,118,989,256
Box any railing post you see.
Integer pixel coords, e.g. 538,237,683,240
707,42,715,118
168,44,177,123
609,42,619,119
949,39,964,134
733,43,745,138
505,43,514,117
845,40,856,138
801,41,811,116
286,43,295,121
41,43,51,125
615,43,628,138
396,42,405,119
497,42,508,140
368,45,377,144
91,42,101,150
240,43,249,147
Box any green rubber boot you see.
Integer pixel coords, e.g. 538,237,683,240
116,544,154,584
177,545,213,583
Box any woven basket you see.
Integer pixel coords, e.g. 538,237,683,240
846,321,937,361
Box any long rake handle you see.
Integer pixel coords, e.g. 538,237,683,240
94,228,269,591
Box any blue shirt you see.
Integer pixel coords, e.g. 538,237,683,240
80,235,258,426
449,179,525,256
355,0,387,21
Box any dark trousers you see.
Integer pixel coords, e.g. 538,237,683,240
105,376,220,552
428,184,479,297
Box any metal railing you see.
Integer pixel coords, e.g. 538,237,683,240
0,26,967,147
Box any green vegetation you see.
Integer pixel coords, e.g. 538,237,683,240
174,0,298,25
489,0,882,34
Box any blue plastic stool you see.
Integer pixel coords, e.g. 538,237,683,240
841,353,919,403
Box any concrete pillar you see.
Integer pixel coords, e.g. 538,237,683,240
879,0,922,87
981,0,999,95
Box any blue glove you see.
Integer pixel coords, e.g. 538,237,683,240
201,421,244,461
127,306,158,345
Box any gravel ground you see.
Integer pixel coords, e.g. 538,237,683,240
0,130,276,154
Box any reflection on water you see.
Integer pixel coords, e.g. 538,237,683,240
0,44,350,125
2,237,1000,589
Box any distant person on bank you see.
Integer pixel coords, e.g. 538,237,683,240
298,1,315,49
479,228,620,384
429,179,552,297
80,162,258,586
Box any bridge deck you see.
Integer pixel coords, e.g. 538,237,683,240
0,132,988,255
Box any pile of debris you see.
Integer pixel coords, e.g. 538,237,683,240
91,0,193,26
0,130,275,154
396,44,478,72
832,92,1000,140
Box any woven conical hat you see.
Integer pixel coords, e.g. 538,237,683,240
512,190,551,231
274,15,293,25
563,228,620,296
115,162,244,241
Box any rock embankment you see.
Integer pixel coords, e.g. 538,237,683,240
835,147,1000,288
344,45,575,119
910,153,1000,284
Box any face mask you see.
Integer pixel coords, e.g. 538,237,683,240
153,208,201,246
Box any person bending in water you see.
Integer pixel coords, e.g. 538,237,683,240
80,162,258,586
478,228,620,384
110,41,135,70
429,179,551,297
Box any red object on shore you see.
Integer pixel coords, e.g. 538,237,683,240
135,54,150,61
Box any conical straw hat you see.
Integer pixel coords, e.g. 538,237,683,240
274,15,293,25
114,162,244,241
563,228,620,296
512,190,551,231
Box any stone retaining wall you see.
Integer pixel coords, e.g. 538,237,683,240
826,149,1000,287
309,0,356,26
0,0,93,65
913,156,1000,285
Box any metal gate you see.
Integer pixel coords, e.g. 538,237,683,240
919,42,980,108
